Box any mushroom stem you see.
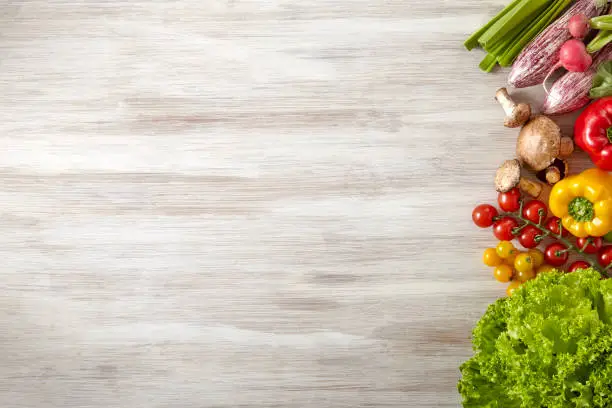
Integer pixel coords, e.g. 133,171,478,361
519,178,543,198
495,88,532,128
495,159,544,198
559,137,574,158
495,88,517,116
543,167,561,185
537,159,568,186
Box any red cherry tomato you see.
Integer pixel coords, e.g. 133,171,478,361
545,243,569,267
599,246,612,267
522,200,548,224
544,217,569,238
493,217,519,241
472,204,498,228
577,236,603,254
498,188,521,212
518,225,542,249
568,261,591,273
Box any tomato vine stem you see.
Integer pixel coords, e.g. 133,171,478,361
502,199,609,278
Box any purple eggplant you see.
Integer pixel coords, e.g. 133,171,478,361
542,44,612,115
508,0,606,88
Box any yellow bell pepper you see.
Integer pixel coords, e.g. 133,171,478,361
549,168,612,238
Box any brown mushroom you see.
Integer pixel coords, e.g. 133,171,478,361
559,137,574,158
495,159,543,198
496,88,531,128
516,115,574,184
536,158,568,185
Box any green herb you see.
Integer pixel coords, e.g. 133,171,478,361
590,61,612,99
458,269,612,407
588,29,612,53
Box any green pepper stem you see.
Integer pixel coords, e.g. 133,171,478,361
568,197,595,223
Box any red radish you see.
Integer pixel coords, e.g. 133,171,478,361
560,39,592,71
508,0,606,88
544,39,592,93
542,44,612,115
569,14,590,39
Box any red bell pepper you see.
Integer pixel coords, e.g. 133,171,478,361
574,96,612,171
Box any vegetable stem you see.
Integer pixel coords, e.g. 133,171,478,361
501,202,608,277
591,15,612,30
479,54,498,73
464,0,524,50
499,0,572,66
479,0,552,49
591,21,612,30
588,29,612,53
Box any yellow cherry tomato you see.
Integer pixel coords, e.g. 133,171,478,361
494,264,513,283
514,253,535,274
528,249,545,268
496,241,516,259
515,268,536,283
506,252,518,265
506,281,521,297
536,264,555,274
483,248,503,267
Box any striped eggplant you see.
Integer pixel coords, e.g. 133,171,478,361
508,0,607,88
542,44,612,115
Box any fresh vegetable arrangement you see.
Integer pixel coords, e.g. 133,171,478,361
467,0,586,72
460,2,612,405
474,167,612,281
468,0,612,114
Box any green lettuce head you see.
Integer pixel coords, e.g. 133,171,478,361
458,269,612,407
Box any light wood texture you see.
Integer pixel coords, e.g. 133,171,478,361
0,1,582,407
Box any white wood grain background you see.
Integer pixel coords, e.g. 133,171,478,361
0,1,584,407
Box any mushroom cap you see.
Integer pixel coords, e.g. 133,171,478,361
516,115,562,171
504,103,531,128
495,159,521,193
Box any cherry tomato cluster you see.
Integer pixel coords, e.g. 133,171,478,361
483,241,552,296
472,188,612,294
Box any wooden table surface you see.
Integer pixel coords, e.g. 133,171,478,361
0,1,566,407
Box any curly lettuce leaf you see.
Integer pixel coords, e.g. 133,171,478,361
458,269,612,407
590,61,612,99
